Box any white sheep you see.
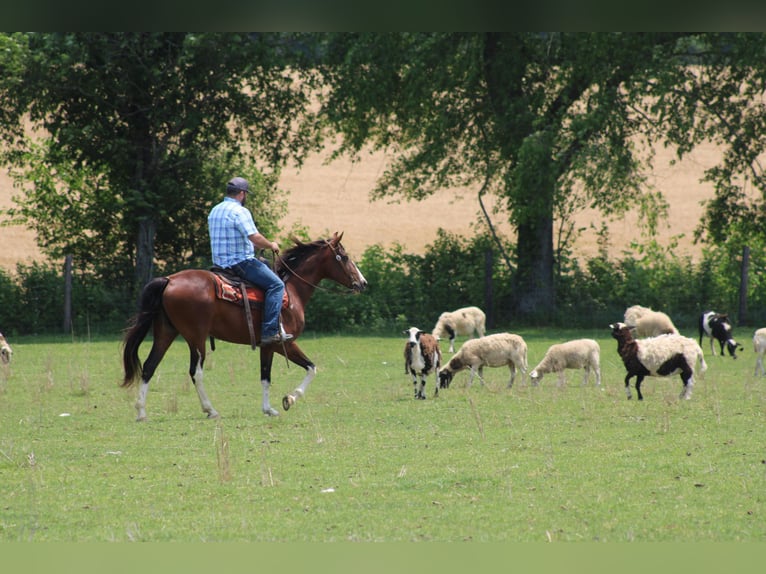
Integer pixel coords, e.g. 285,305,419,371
403,327,442,399
753,328,766,376
624,305,679,337
610,322,706,401
437,332,527,389
0,332,11,364
529,339,601,387
432,306,486,353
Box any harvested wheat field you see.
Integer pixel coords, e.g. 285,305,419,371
0,141,729,273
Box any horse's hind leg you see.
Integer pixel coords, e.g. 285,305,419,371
188,344,219,419
135,328,176,421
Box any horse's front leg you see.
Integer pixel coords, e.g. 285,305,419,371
276,343,316,411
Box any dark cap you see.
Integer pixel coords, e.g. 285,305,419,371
226,177,249,194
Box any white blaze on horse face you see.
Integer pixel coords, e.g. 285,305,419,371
354,263,367,288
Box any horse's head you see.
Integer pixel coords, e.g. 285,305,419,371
325,232,368,293
278,232,368,293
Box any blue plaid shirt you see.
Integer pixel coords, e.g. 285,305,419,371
208,197,258,267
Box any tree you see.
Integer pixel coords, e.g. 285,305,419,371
0,33,320,293
315,33,717,317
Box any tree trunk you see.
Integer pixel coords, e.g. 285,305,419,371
511,131,556,318
516,213,555,317
739,245,750,326
135,216,157,293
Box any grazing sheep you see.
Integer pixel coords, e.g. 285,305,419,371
624,305,679,337
437,332,527,389
610,322,706,401
0,332,11,364
529,339,601,387
699,311,744,359
432,306,486,353
403,327,442,399
623,305,653,326
753,328,766,376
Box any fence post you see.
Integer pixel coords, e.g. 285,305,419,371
484,248,494,329
739,245,749,326
63,254,72,333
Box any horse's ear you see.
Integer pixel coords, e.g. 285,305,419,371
333,231,344,244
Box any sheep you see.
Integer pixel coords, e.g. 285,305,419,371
610,322,706,401
699,311,744,359
437,332,527,389
624,305,679,338
623,305,653,326
753,328,766,376
403,327,442,399
432,306,486,353
529,339,601,387
0,332,11,364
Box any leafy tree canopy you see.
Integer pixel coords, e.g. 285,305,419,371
0,32,321,290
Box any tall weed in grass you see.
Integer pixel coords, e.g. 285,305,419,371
0,330,764,541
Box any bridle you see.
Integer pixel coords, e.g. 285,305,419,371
275,240,359,294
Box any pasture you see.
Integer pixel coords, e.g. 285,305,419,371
0,328,764,542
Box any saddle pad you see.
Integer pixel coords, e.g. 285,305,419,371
212,272,289,309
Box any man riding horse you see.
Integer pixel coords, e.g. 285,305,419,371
207,176,292,346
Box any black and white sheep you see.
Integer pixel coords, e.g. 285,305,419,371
624,305,679,337
403,327,442,399
437,332,527,389
0,332,11,364
753,328,766,376
529,339,601,387
610,322,706,401
699,311,744,359
432,306,486,353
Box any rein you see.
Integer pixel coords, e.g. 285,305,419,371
276,240,357,295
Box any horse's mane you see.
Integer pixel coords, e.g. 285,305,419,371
275,236,328,280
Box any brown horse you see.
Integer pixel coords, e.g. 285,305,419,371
121,232,367,421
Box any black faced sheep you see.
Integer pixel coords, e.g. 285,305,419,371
699,311,744,359
610,322,707,401
0,332,11,364
437,332,527,389
624,305,679,337
529,339,601,387
432,306,486,353
403,327,442,399
753,328,766,376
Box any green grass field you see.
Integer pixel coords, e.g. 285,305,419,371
0,328,764,542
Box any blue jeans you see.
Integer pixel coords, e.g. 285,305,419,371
230,258,285,338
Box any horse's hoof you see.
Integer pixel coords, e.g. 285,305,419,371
207,411,220,419
282,395,293,411
263,407,280,417
135,416,147,422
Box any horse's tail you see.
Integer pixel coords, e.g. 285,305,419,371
121,277,169,388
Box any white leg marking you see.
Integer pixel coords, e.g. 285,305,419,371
284,366,317,408
135,381,149,421
262,379,279,416
192,360,219,419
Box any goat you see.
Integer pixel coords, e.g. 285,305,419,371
403,327,442,399
699,311,743,359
